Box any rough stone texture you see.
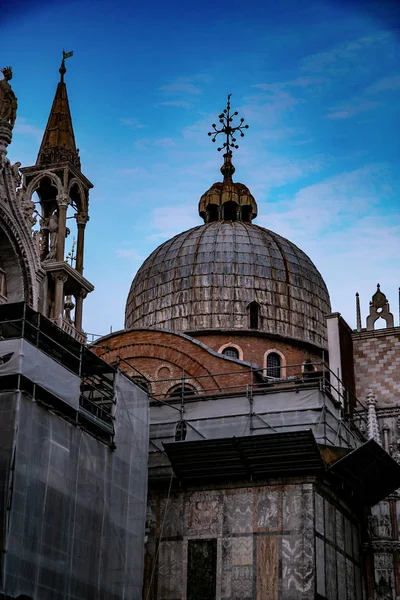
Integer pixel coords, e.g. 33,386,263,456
352,327,400,407
144,482,362,600
125,222,331,349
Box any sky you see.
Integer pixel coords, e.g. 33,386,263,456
1,0,400,335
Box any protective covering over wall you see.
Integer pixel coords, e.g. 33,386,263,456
0,338,80,408
150,387,362,451
0,371,149,600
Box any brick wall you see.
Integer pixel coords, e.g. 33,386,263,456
192,332,323,372
95,328,325,397
352,327,400,406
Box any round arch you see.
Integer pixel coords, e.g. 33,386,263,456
218,342,244,361
263,349,287,378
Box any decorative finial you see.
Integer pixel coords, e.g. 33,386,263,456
208,94,249,182
59,50,74,82
356,292,362,332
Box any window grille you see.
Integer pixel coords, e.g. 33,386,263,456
222,347,239,360
266,352,281,378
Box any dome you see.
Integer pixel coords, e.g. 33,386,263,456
125,221,331,349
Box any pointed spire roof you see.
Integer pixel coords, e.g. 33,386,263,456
36,53,81,170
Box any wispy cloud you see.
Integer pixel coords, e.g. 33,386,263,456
148,203,199,240
301,30,393,75
159,100,192,109
14,118,42,140
365,74,400,94
115,247,144,262
257,164,399,326
160,80,202,96
134,137,176,150
120,118,147,128
326,100,381,120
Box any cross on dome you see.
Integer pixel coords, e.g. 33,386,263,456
207,95,249,183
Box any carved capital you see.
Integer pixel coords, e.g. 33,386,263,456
75,212,89,226
75,289,88,300
51,271,68,284
57,194,69,208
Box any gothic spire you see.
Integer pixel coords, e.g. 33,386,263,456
36,51,80,170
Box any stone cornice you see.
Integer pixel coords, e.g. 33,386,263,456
352,326,400,341
42,260,94,293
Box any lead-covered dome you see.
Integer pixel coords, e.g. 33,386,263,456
125,221,331,348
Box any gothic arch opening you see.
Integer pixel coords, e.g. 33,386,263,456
0,223,26,303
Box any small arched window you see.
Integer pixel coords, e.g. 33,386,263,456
248,301,260,330
175,421,187,441
222,346,239,360
266,352,281,378
167,385,196,400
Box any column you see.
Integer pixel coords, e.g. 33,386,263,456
75,213,89,274
56,195,69,262
52,272,68,320
74,289,87,331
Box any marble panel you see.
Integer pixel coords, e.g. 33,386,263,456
257,535,278,600
346,558,355,600
316,537,325,598
335,509,344,551
283,486,302,531
231,537,253,566
354,565,362,600
345,518,353,557
157,540,183,600
231,565,253,598
221,538,232,599
256,490,279,530
160,494,184,538
315,493,324,536
224,492,253,534
337,551,347,600
186,491,222,536
325,543,337,600
352,523,360,560
324,499,335,543
282,533,314,598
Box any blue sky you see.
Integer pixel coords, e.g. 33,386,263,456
2,0,400,334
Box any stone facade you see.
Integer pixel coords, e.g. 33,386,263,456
144,482,362,600
352,287,400,599
353,328,400,408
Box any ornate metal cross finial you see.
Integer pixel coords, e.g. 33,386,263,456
208,94,249,154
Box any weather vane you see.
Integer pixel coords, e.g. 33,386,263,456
208,94,249,154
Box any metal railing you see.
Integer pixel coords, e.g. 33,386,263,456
147,360,368,450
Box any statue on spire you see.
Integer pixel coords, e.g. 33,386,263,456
0,67,18,129
208,94,249,182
